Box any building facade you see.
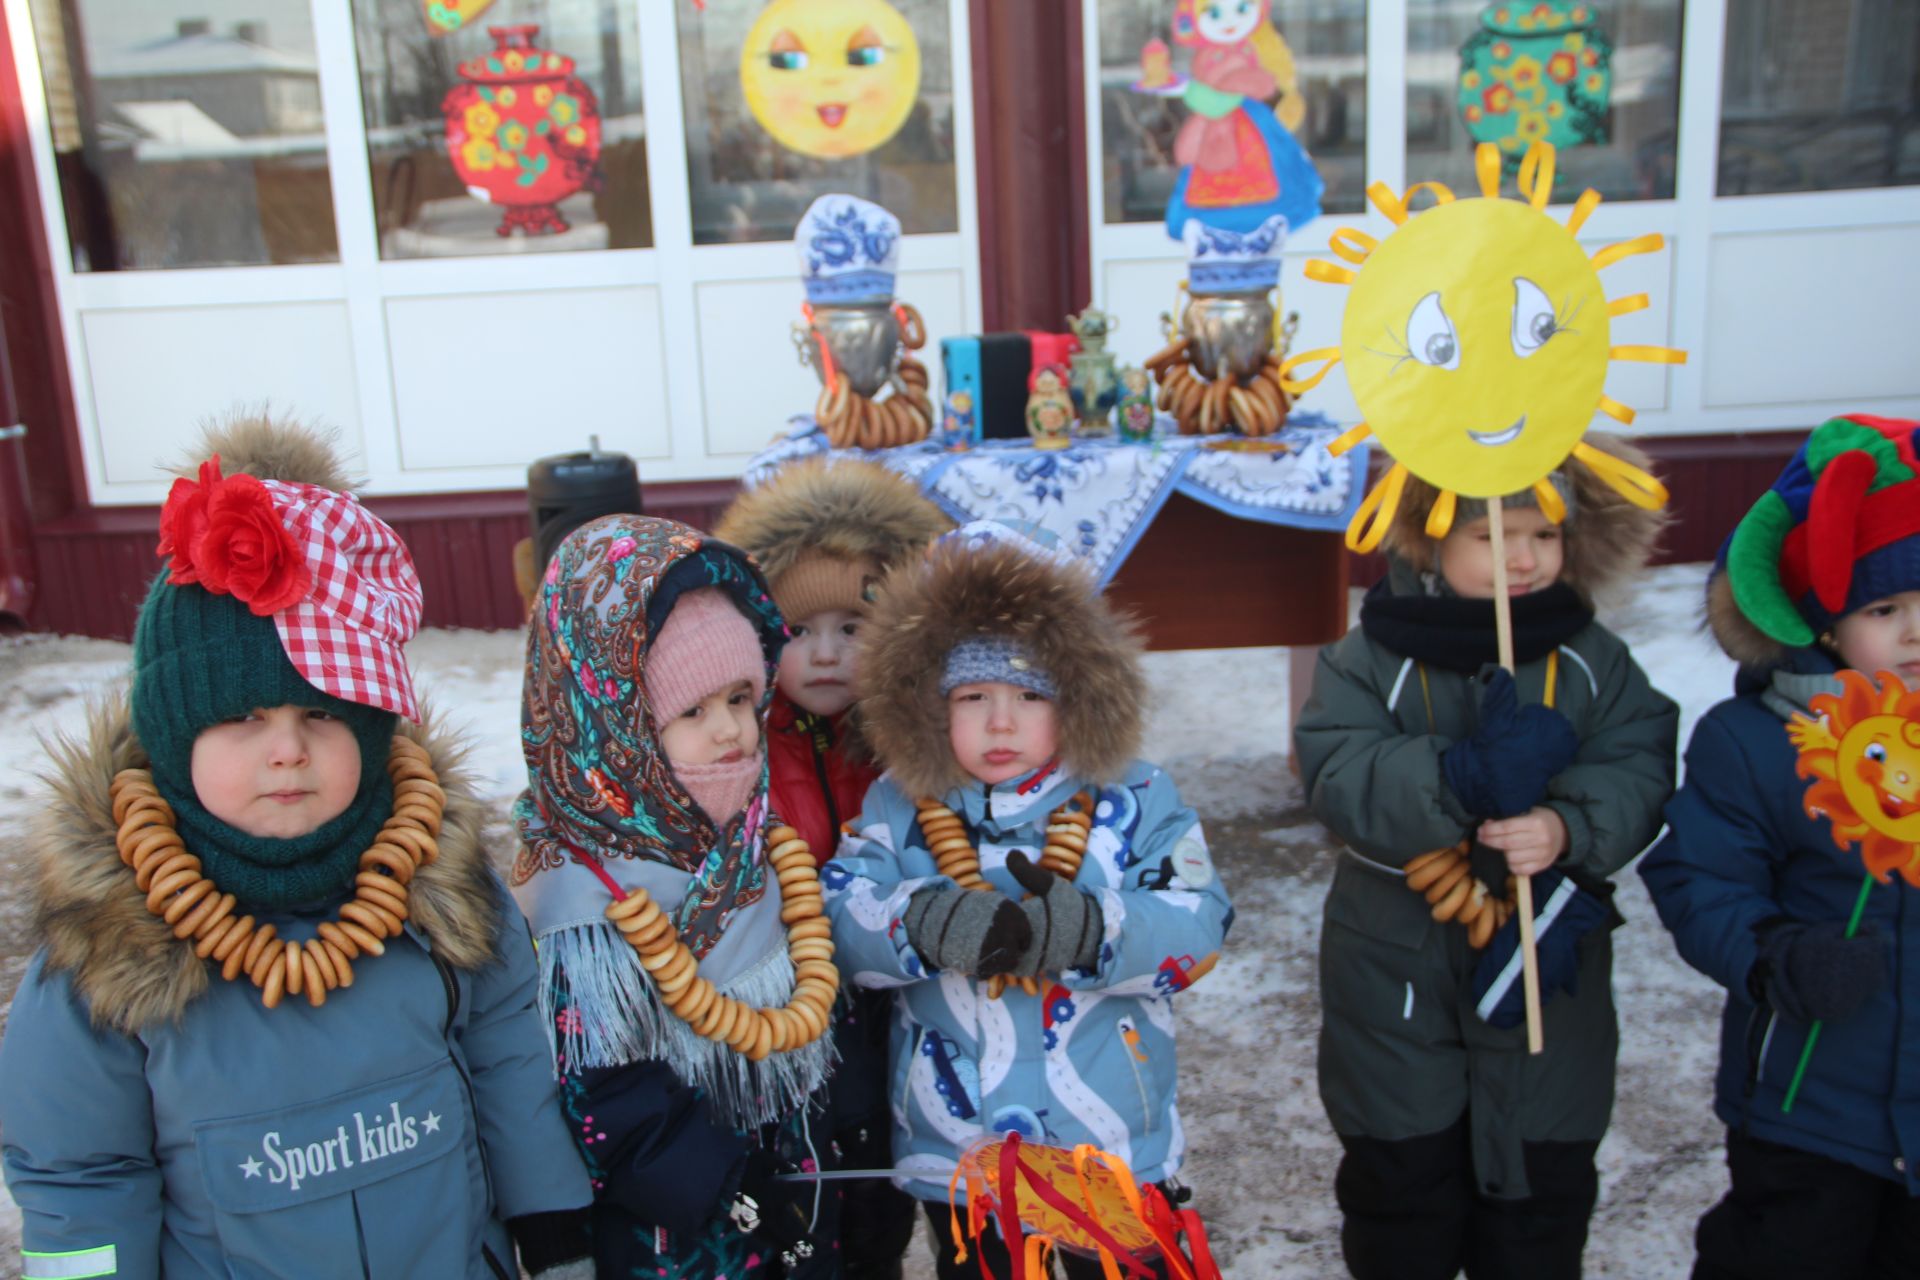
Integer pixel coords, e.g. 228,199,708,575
0,0,1914,636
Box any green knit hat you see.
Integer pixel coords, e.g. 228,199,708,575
131,574,396,909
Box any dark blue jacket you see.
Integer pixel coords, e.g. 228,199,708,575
1639,655,1920,1192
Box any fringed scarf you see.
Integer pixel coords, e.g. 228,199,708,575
510,514,834,1128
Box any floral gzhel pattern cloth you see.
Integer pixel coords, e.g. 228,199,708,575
744,412,1368,587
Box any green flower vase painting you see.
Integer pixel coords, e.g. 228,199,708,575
1457,2,1614,168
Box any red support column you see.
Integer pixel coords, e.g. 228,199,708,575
969,0,1093,332
0,6,89,535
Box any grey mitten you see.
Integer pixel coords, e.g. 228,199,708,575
1748,919,1887,1024
1006,851,1103,977
903,886,1031,976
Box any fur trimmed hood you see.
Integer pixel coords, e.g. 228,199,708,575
713,459,951,590
34,696,504,1034
1381,431,1668,606
1705,566,1800,670
857,536,1147,799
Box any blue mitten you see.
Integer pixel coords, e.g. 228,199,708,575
1441,666,1580,820
1471,869,1616,1028
1747,919,1886,1024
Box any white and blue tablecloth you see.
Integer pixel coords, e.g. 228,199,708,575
743,413,1368,587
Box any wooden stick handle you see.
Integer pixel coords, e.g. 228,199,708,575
1487,495,1546,1055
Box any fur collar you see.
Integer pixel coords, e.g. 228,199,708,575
34,695,504,1035
857,538,1146,799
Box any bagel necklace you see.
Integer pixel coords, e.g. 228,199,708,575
108,735,445,1010
1402,842,1522,948
585,825,838,1063
914,789,1095,998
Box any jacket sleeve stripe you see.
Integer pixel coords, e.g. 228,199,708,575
22,1245,118,1279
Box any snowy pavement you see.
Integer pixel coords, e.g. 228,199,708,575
0,564,1738,1278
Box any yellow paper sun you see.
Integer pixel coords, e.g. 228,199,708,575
1281,141,1686,551
1789,669,1920,888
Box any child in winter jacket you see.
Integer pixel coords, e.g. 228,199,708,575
1639,414,1920,1279
1293,433,1677,1280
0,418,593,1280
715,458,950,1280
825,520,1232,1280
714,458,950,863
509,514,842,1278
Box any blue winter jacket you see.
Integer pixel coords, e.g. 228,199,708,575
1639,653,1920,1192
0,711,592,1279
824,762,1231,1200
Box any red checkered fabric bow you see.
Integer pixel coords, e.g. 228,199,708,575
157,458,423,719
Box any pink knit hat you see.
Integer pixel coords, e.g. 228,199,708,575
645,587,767,723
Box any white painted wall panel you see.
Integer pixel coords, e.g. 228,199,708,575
81,302,365,488
385,286,673,471
696,267,967,458
1704,225,1920,409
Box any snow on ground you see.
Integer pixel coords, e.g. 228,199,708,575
0,564,1738,1278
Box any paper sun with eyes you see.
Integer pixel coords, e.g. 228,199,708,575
1281,141,1686,552
1788,669,1920,888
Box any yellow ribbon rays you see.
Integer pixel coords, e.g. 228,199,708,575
1282,141,1683,551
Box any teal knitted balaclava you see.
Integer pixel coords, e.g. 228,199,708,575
131,575,396,910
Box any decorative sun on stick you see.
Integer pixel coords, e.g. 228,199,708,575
1789,669,1920,887
1281,140,1687,552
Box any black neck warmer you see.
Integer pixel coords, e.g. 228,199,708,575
1360,579,1593,672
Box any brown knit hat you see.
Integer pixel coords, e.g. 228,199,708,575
768,550,877,624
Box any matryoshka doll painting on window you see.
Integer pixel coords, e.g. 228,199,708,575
1137,0,1324,240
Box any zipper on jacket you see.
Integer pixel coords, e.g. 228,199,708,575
1116,1024,1154,1135
1740,1004,1775,1104
898,1026,925,1138
432,948,499,1217
805,717,841,838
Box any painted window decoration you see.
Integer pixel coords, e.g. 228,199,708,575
1097,0,1365,226
24,0,339,271
352,0,649,257
1718,0,1920,196
677,0,959,245
1408,0,1682,202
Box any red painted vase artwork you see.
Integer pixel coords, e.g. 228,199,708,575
442,25,603,236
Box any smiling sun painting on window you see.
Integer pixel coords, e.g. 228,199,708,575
1280,140,1687,552
738,0,923,158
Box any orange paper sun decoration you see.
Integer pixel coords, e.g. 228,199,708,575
1788,669,1920,887
1280,140,1687,552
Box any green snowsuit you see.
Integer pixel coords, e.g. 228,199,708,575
1294,563,1677,1199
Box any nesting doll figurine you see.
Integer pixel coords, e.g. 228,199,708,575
1117,365,1156,443
1027,365,1075,451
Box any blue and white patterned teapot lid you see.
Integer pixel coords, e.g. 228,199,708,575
1181,214,1288,294
797,194,900,305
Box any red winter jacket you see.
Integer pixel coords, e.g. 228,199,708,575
767,691,881,866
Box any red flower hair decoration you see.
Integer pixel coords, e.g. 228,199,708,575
152,452,424,719
156,455,313,615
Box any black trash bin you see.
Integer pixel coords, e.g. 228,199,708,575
527,439,643,576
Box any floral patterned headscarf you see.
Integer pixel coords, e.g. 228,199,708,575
510,514,787,958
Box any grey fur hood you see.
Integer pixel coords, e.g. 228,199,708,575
33,695,504,1034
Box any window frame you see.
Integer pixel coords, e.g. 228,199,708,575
1081,0,1920,439
5,0,984,503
